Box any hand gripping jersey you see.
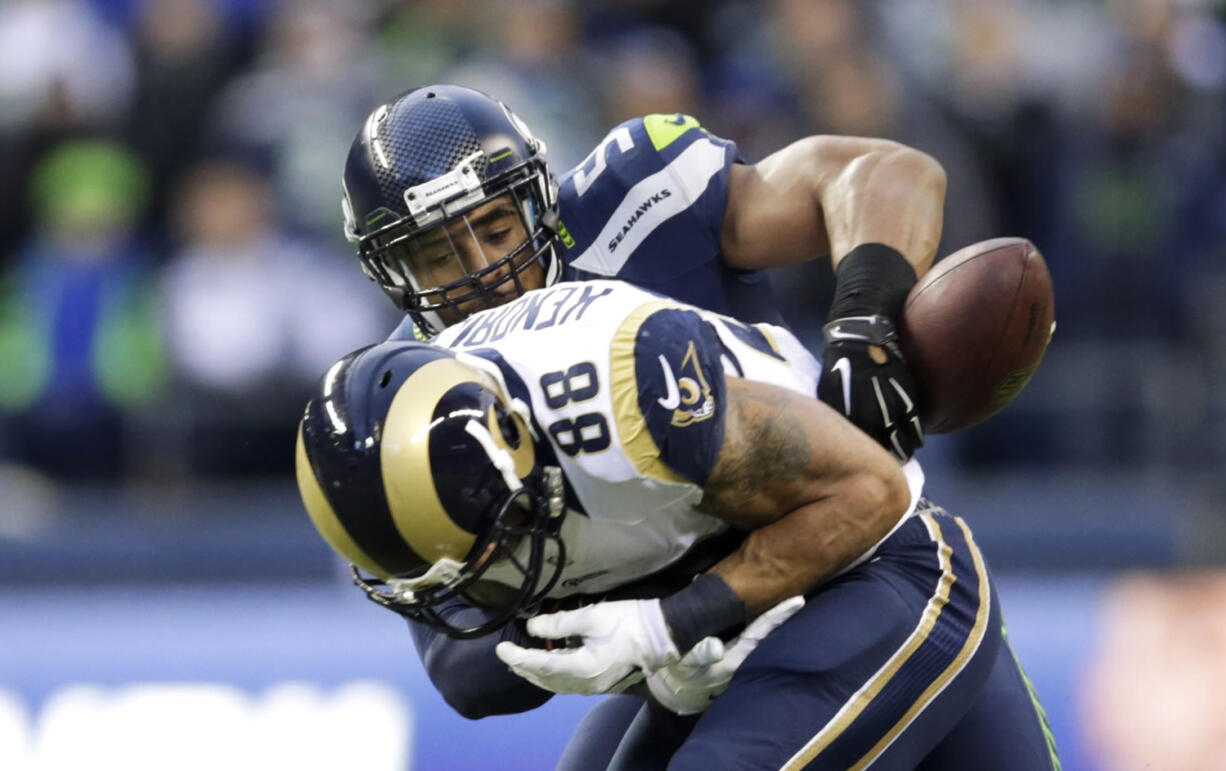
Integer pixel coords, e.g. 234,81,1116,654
434,280,923,599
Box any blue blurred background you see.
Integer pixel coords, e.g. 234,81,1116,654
1,0,1224,768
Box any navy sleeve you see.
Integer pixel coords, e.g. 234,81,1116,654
408,602,552,719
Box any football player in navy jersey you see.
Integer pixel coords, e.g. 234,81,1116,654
334,86,1058,768
342,85,937,460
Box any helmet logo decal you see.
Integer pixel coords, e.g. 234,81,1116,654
380,358,490,562
668,340,716,427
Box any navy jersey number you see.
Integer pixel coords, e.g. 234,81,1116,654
572,127,634,197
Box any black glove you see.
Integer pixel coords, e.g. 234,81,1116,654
818,315,923,460
816,242,926,460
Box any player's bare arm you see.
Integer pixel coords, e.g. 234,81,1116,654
720,135,946,276
722,135,947,461
700,376,910,617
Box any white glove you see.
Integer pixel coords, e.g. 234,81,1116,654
647,596,805,715
494,599,680,696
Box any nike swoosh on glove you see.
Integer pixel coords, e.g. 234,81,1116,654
647,596,805,715
818,315,924,461
494,599,679,696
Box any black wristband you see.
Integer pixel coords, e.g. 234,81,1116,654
659,573,746,654
828,243,918,321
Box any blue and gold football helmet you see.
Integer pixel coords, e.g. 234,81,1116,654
342,85,562,337
295,340,567,638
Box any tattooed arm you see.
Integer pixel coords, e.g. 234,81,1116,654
700,377,910,616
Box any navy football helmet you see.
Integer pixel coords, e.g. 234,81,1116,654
295,340,567,639
342,85,562,337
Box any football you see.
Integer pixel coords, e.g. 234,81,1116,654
898,237,1055,434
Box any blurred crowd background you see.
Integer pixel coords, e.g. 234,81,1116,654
3,0,1225,483
2,0,1225,768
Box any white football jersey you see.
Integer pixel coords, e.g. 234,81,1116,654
434,280,923,597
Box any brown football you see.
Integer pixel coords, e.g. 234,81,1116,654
898,237,1055,434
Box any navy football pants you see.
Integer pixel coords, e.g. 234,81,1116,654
556,509,1060,771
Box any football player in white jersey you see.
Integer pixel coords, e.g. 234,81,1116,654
297,281,1059,770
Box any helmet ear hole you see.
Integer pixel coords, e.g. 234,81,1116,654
379,370,393,388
